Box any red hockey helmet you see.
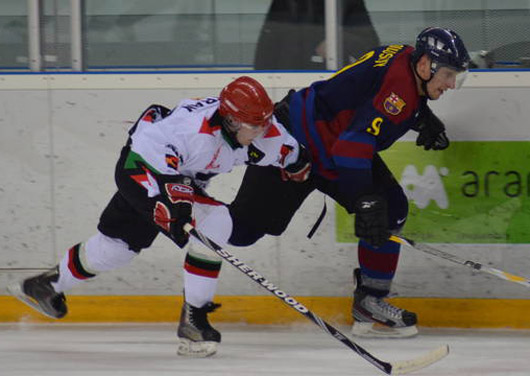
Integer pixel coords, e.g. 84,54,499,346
219,76,274,127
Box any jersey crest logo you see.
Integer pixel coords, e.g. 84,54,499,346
383,92,406,115
247,144,265,164
165,154,180,171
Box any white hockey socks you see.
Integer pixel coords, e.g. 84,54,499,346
53,231,136,293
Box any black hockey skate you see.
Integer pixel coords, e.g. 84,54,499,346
351,268,417,338
177,301,221,357
8,267,67,319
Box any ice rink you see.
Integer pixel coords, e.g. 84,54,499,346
1,323,529,376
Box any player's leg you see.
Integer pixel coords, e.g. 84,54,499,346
228,164,314,246
177,200,230,357
7,266,68,319
175,165,313,356
9,145,161,319
8,191,158,319
351,154,417,338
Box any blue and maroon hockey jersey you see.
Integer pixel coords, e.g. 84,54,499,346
289,45,427,204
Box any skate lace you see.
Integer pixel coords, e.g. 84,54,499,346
189,302,221,329
373,298,404,319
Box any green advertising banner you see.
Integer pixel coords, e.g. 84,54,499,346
336,141,530,244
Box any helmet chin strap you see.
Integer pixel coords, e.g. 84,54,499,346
414,60,435,100
421,79,434,100
221,116,243,149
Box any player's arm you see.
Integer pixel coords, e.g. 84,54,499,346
123,148,195,249
152,174,195,248
280,144,311,182
147,140,196,248
127,113,196,248
274,107,312,182
253,121,312,182
412,104,449,150
121,144,195,249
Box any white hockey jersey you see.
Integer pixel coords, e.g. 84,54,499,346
129,97,301,197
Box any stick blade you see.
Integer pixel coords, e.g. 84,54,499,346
390,345,449,375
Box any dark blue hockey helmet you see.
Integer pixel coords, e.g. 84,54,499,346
412,27,470,75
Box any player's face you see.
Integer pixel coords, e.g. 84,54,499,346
224,115,270,145
426,66,463,100
235,121,270,146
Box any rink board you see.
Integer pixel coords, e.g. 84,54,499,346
337,141,530,244
2,295,530,329
1,71,530,331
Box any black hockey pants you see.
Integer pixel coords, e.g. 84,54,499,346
228,153,408,246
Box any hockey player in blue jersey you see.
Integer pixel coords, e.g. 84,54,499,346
226,27,470,338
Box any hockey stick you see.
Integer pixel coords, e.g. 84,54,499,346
184,224,448,375
391,236,530,289
0,268,50,271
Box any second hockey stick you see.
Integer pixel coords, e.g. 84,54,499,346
391,236,530,289
184,224,448,375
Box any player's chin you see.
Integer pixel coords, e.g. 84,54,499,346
237,138,253,146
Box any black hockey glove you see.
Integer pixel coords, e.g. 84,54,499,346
414,106,450,151
153,176,194,248
281,145,311,182
354,194,390,248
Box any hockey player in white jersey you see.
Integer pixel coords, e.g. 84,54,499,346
9,76,311,357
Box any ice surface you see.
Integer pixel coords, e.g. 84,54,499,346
1,323,529,375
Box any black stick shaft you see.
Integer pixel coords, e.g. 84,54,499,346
184,224,392,374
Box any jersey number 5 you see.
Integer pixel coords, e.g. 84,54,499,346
367,117,382,136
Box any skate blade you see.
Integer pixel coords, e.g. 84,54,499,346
177,338,218,358
6,282,59,320
351,322,418,338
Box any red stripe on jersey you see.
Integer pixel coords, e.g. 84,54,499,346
331,139,374,159
199,117,221,135
130,173,148,187
263,124,281,138
184,262,220,278
314,109,356,159
301,90,338,180
300,90,317,161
